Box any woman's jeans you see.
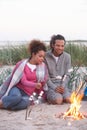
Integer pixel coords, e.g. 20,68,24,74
2,87,30,110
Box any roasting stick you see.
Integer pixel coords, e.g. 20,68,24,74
25,91,44,120
25,97,33,120
75,81,85,96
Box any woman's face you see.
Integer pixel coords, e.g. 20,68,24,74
32,50,45,65
52,39,65,56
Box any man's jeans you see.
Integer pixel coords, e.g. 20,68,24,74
2,87,30,110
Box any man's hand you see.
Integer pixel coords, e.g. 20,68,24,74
55,86,65,94
35,83,42,89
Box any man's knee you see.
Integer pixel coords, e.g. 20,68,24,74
47,98,63,105
54,98,63,104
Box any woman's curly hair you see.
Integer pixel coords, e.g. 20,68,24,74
28,39,46,55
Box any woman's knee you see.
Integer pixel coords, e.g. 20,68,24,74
9,87,21,96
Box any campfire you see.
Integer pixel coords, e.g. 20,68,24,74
63,91,84,120
56,81,87,120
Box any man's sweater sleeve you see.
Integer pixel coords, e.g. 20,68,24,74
47,75,57,90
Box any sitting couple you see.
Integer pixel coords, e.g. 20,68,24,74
0,34,72,110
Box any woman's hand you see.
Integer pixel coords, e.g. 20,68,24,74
35,83,42,89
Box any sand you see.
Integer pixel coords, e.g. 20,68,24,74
0,101,87,130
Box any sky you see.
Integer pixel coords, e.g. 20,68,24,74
0,0,87,41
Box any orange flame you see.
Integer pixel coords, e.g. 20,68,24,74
63,83,84,120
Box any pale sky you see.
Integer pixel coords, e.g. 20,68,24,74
0,0,87,41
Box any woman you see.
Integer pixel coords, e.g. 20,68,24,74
0,39,48,110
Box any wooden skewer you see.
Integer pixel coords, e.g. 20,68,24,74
75,81,85,96
25,101,33,120
25,105,33,120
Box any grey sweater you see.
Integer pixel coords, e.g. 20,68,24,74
45,51,71,90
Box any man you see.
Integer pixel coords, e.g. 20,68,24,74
45,34,72,104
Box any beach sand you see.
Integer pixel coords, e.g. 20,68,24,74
0,101,87,130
